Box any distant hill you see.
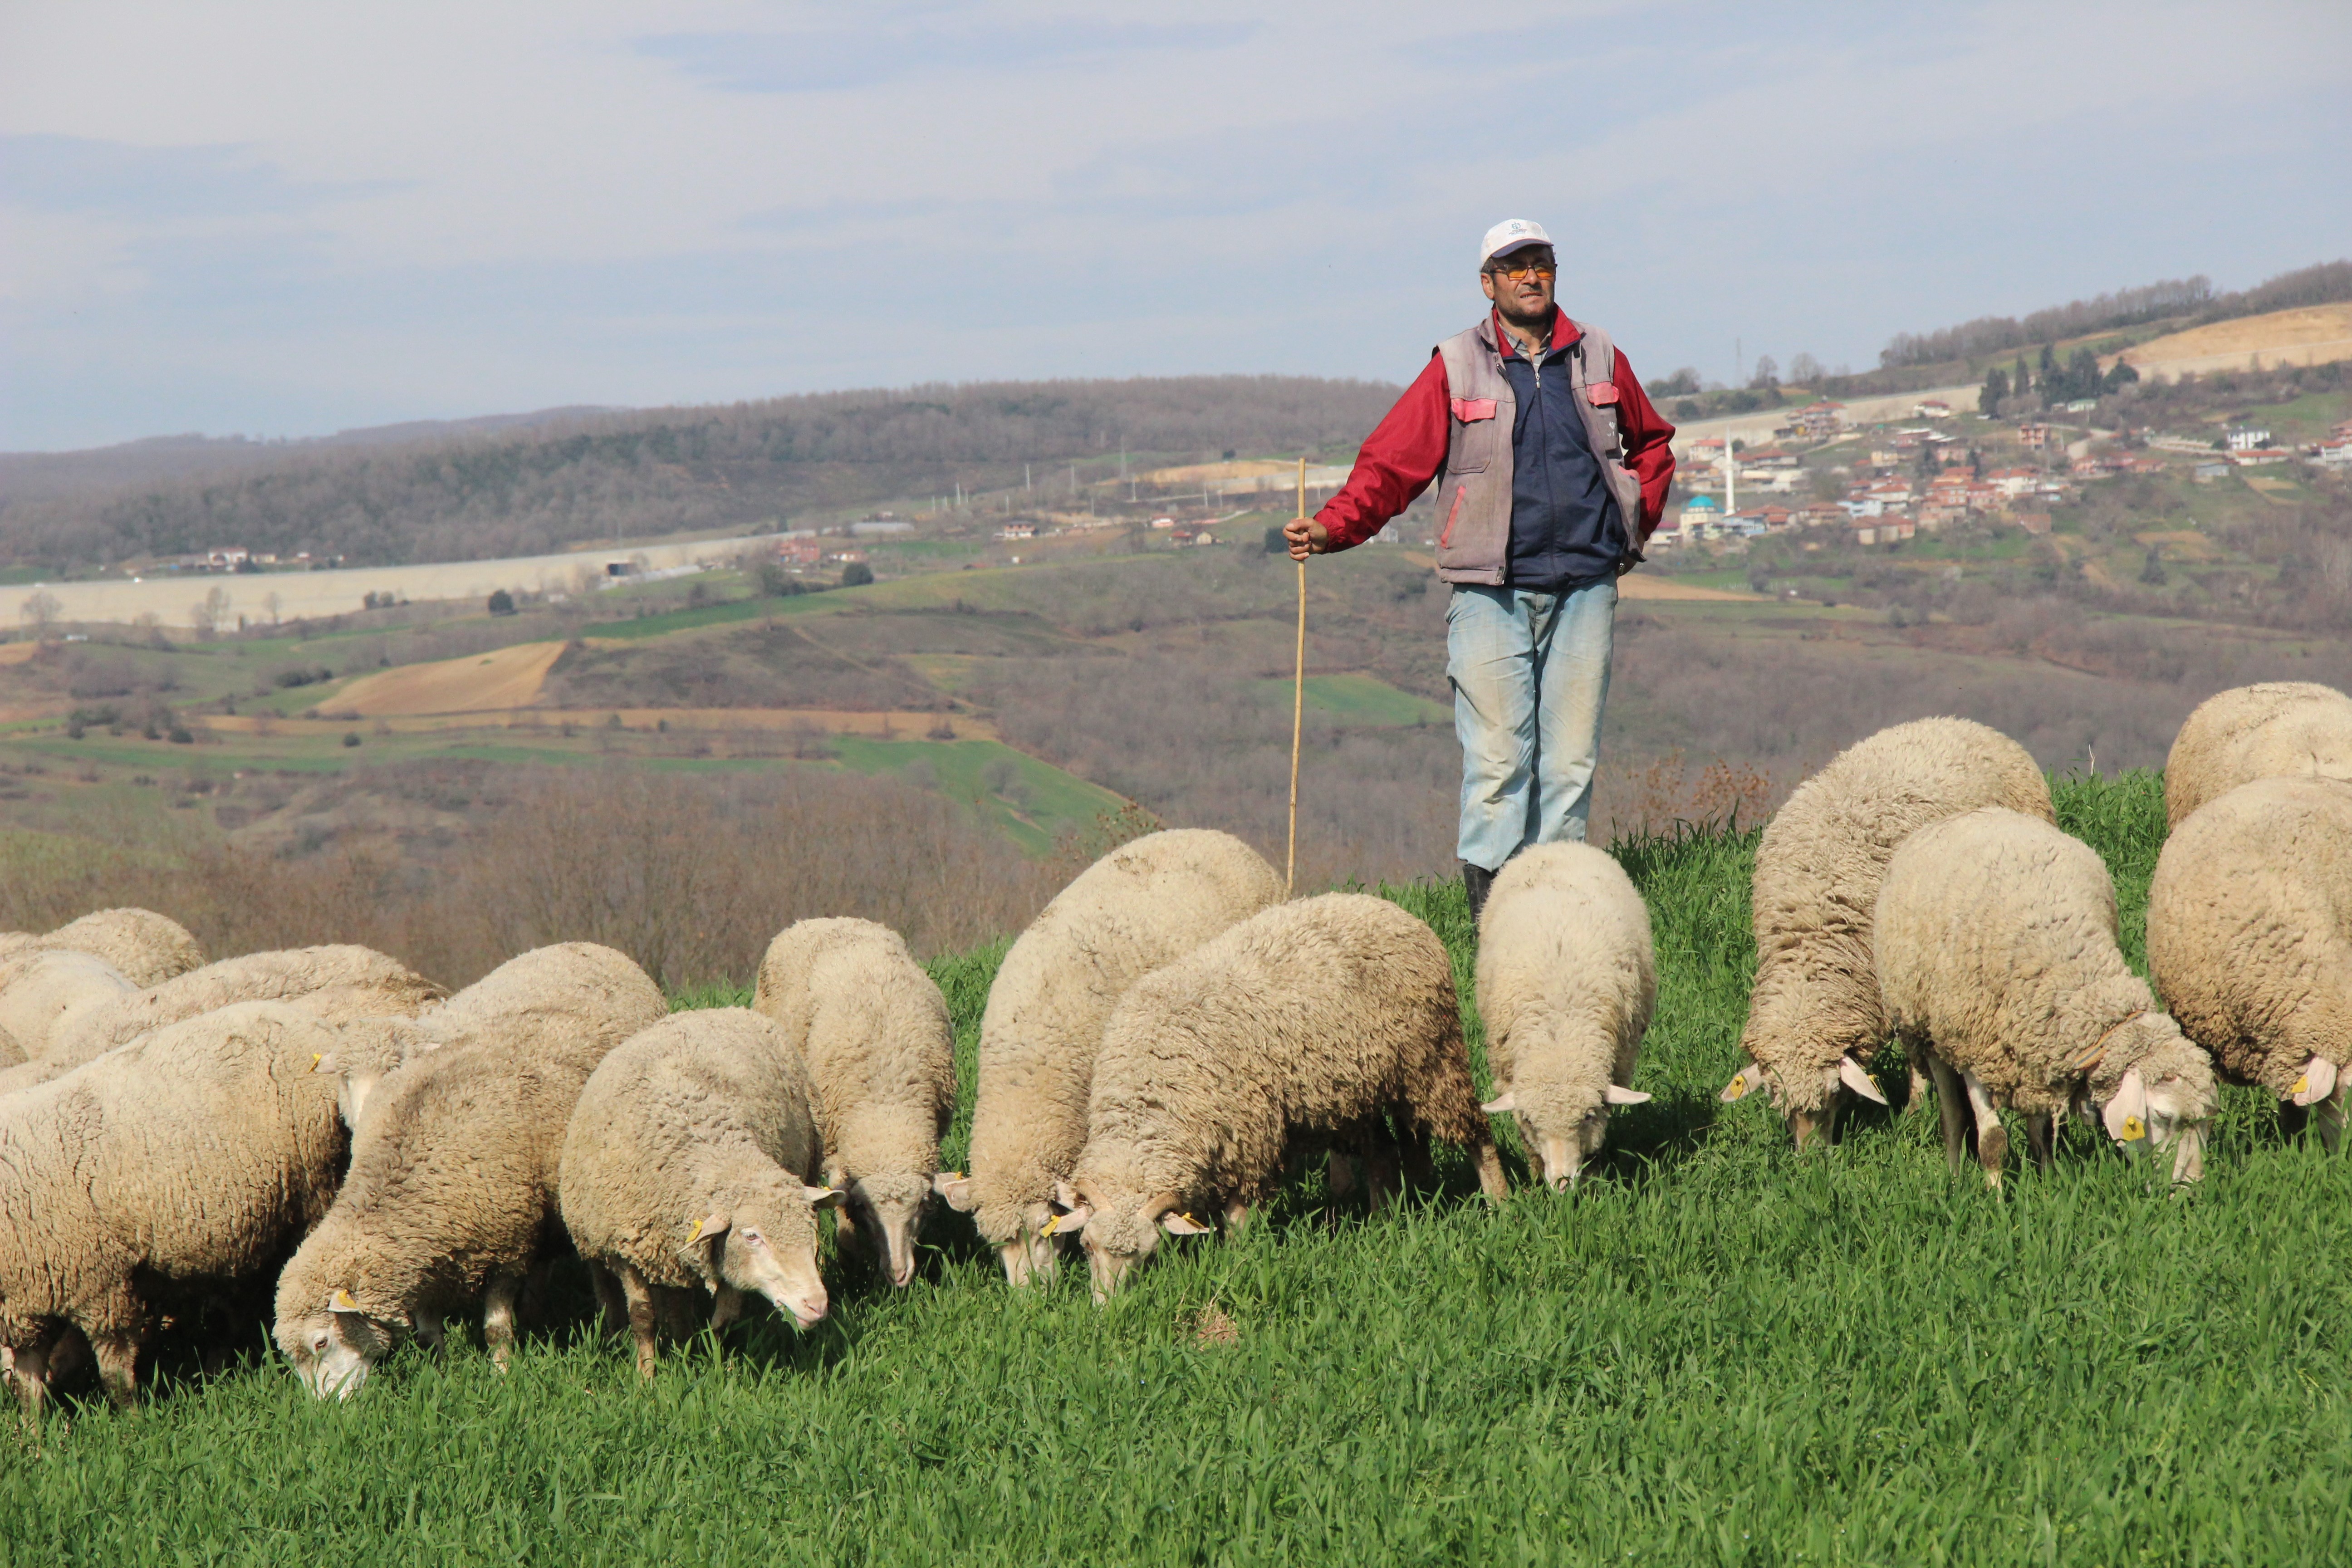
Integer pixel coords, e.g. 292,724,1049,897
0,377,1397,573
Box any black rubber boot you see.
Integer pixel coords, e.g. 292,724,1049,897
1462,862,1496,926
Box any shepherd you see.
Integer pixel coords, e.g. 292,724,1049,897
1286,219,1677,921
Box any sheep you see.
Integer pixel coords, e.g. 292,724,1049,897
0,950,134,1066
0,908,205,988
273,944,664,1397
318,941,666,1128
0,1002,347,1414
1474,842,1656,1191
1875,806,2217,1187
559,1008,840,1377
2147,775,2352,1149
2163,681,2352,830
751,919,954,1289
937,828,1283,1285
0,944,445,1098
1724,716,2055,1147
1056,893,1509,1299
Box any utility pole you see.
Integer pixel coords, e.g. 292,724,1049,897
1025,462,1032,493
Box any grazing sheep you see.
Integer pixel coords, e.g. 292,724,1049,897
274,946,663,1397
1057,893,1509,1299
559,1009,839,1377
2147,775,2352,1148
1474,843,1656,1191
0,1003,346,1414
938,829,1283,1285
319,941,666,1128
2,944,444,1098
2164,681,2352,830
752,919,953,1289
1876,807,2218,1187
5,908,206,988
0,950,134,1065
1724,717,2055,1147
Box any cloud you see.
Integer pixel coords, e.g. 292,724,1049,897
638,16,1252,94
0,133,401,220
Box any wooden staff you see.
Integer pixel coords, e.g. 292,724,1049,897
1288,456,1307,896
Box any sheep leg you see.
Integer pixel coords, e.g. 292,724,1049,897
1906,1063,1929,1115
482,1271,524,1373
590,1265,628,1337
710,1284,745,1332
2316,1087,2347,1156
1399,1129,1437,1193
656,1286,700,1343
1926,1054,1971,1180
619,1265,660,1381
1325,1150,1357,1199
414,1310,446,1352
1470,1139,1509,1201
1357,1129,1398,1216
2277,1099,2310,1140
1962,1069,2007,1189
5,1334,59,1421
2025,1114,2055,1172
87,1331,141,1410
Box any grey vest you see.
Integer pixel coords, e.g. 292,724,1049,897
1432,315,1647,585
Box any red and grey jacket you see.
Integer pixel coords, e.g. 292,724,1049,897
1314,308,1677,583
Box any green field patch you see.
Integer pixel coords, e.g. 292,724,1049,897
827,735,1127,853
1254,671,1449,728
579,591,832,640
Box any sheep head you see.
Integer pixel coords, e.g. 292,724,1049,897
276,1287,404,1400
1482,1080,1650,1192
681,1180,839,1330
1053,1178,1211,1302
838,1169,933,1289
2097,1015,2217,1184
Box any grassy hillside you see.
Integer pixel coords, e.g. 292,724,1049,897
9,770,2351,1565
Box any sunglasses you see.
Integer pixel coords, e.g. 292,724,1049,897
1487,258,1557,283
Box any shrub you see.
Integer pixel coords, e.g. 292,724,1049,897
486,589,517,616
841,562,875,588
342,731,362,747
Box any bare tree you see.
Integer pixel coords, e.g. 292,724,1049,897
190,586,231,640
19,589,62,641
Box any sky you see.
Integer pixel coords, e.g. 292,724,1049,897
2,0,2347,452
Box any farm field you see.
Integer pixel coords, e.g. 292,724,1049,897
5,770,2349,1565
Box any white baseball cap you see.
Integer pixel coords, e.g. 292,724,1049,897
1479,219,1553,267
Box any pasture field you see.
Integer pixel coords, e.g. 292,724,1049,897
5,769,2350,1565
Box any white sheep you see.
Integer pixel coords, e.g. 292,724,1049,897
0,1002,346,1413
938,828,1283,1284
1876,807,2218,1187
1057,893,1508,1298
273,946,662,1396
752,918,953,1289
0,908,205,988
1474,842,1656,1191
0,950,134,1066
559,1008,840,1377
2164,681,2352,830
2146,774,2352,1148
2,944,444,1098
1725,717,2055,1145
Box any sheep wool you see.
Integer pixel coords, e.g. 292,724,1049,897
2164,681,2352,830
559,1009,837,1377
1062,893,1508,1298
0,950,134,1066
1876,807,2217,1187
0,1002,346,1413
948,828,1282,1284
2,944,445,1098
26,908,205,988
1729,716,2053,1145
2147,775,2352,1145
322,941,666,1127
274,945,662,1396
1475,842,1656,1191
752,919,953,1289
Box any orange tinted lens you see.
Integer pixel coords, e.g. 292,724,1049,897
1502,264,1556,281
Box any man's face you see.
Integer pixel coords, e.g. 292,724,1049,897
1480,245,1557,322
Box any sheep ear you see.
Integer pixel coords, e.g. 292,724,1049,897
1160,1211,1213,1236
1603,1084,1651,1106
2102,1070,2149,1143
1044,1205,1091,1236
932,1172,975,1210
312,1052,337,1074
327,1289,364,1315
1720,1063,1766,1103
804,1186,845,1210
1480,1092,1516,1114
1053,1179,1082,1210
1838,1057,1888,1106
686,1211,731,1244
2291,1057,2338,1107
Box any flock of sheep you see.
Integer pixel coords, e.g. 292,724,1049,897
2,680,2348,1411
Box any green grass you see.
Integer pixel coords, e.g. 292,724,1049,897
9,769,2352,1564
825,735,1130,853
1253,673,1451,728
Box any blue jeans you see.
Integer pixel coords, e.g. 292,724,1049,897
1446,579,1616,870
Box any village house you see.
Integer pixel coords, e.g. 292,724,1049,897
1793,501,1847,530
2194,461,2232,482
995,522,1037,541
2227,427,2273,451
1678,494,1725,534
1914,398,1953,419
1851,515,1916,547
1789,401,1847,439
2017,422,2053,450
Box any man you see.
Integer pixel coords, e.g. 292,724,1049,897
1285,219,1676,920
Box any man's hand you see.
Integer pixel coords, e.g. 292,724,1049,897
1284,516,1328,562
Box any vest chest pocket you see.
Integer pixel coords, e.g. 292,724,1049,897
1447,396,1506,475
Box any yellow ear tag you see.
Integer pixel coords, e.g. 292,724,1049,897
311,1053,323,1069
2293,1075,2311,1098
329,1289,360,1312
1727,1076,1749,1101
687,1219,707,1244
1042,1214,1061,1236
2120,1116,2146,1142
1181,1213,1202,1229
